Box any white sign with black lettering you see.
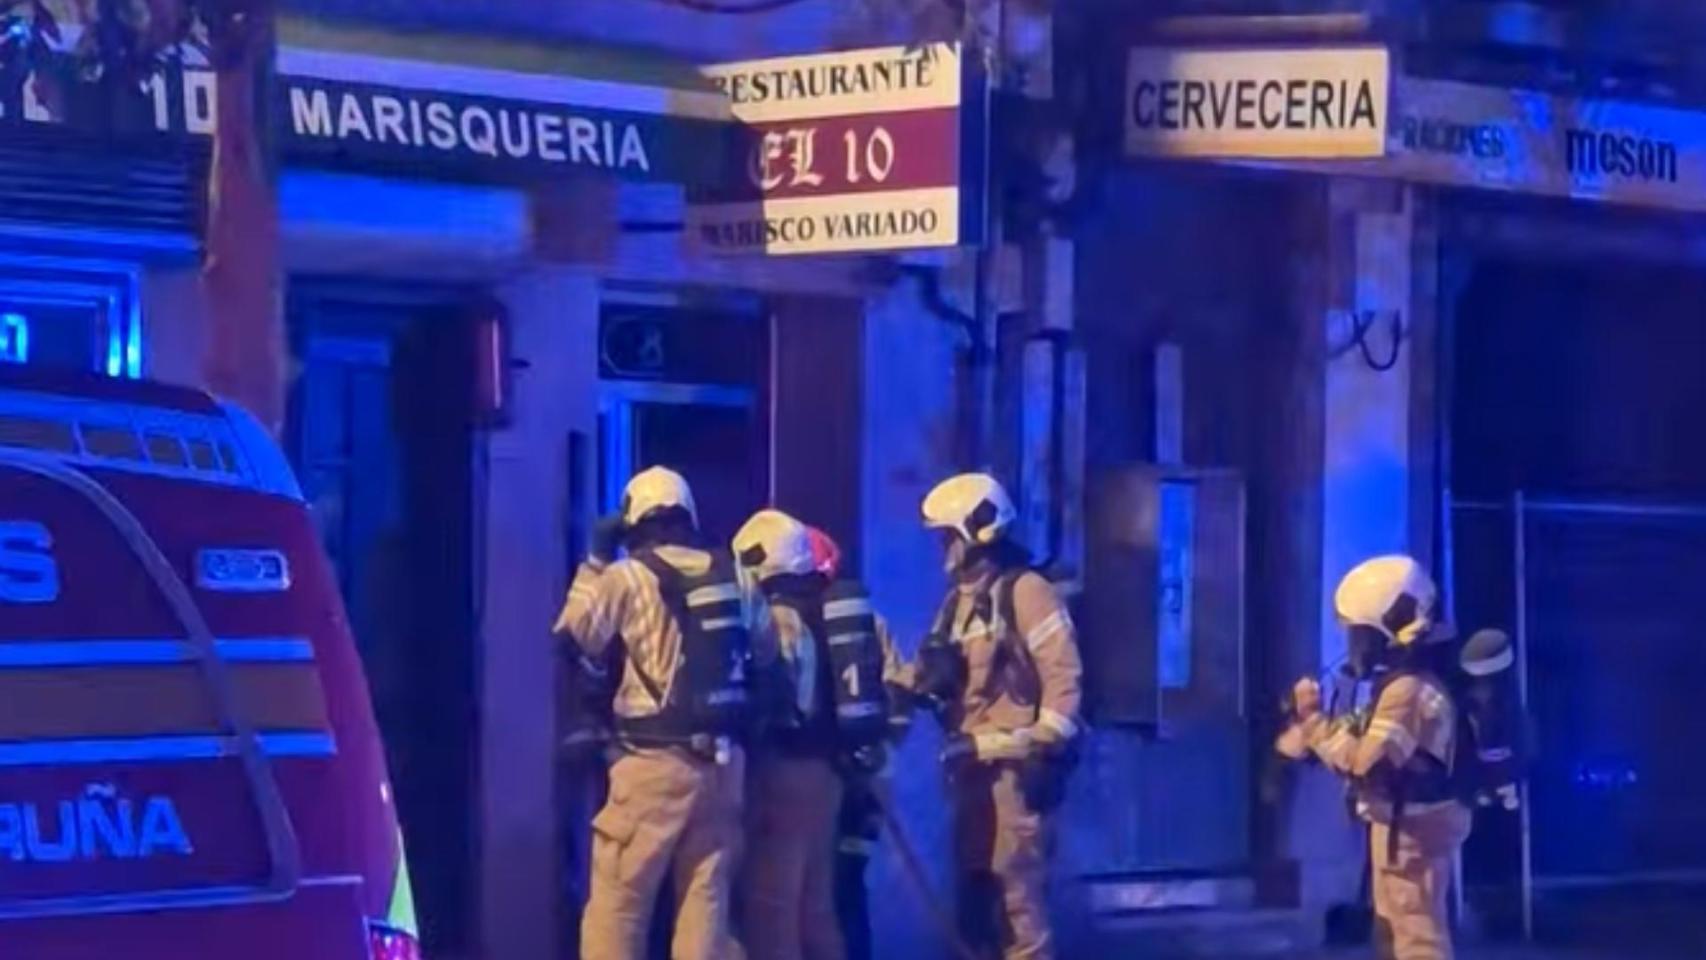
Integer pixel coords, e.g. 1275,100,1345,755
1126,47,1389,159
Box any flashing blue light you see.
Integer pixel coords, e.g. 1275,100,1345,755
125,301,143,378
0,312,27,365
105,313,123,377
1573,759,1640,792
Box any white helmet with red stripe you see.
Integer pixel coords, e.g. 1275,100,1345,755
732,509,815,581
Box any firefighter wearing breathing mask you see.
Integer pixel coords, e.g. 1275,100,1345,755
915,473,1083,960
1278,555,1472,960
731,510,908,960
554,466,777,960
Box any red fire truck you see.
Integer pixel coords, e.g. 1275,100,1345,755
0,366,420,959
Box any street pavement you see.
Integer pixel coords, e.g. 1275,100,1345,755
1293,951,1691,960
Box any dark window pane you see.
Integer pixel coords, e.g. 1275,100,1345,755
215,439,243,474
0,414,76,452
145,433,189,467
186,438,218,470
81,424,143,460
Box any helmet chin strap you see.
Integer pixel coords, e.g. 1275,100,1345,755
943,536,969,575
735,562,761,599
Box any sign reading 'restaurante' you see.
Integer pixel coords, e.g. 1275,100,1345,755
689,43,986,257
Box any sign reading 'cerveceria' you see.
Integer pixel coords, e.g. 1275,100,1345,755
688,44,985,257
1126,47,1389,159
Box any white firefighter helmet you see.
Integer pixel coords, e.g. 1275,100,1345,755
732,509,816,580
922,473,1017,545
621,466,698,528
1333,554,1442,647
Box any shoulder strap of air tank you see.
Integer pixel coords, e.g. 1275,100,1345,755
631,548,682,594
929,585,960,638
631,549,695,641
996,568,1037,655
609,554,672,711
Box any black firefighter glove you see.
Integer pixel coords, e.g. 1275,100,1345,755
1019,732,1078,815
913,638,967,717
589,513,628,565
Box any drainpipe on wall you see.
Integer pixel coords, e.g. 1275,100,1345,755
967,0,1010,474
201,3,285,435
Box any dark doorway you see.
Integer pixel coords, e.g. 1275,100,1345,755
287,284,481,957
597,302,769,546
1450,250,1706,944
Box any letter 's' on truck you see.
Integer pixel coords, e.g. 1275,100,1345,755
0,366,420,960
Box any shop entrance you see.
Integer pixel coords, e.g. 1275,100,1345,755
557,298,767,957
287,283,481,957
1446,239,1706,943
596,300,769,545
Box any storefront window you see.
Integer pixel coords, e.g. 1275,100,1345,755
0,258,141,377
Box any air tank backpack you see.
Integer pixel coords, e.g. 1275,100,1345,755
819,581,890,747
617,551,753,751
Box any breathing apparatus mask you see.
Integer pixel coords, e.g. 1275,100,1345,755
1345,623,1393,680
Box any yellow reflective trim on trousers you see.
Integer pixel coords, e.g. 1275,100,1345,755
389,827,420,938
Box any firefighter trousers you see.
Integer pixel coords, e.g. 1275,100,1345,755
582,746,746,960
740,754,846,960
951,762,1056,960
1368,803,1473,960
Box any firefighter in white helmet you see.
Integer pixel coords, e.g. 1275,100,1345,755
1279,555,1472,960
731,510,908,960
554,466,776,960
916,473,1082,960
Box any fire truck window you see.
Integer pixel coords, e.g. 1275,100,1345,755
215,439,243,474
80,423,144,460
0,413,76,452
186,438,219,470
145,432,189,467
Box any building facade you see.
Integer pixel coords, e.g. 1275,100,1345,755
1068,1,1706,949
9,0,1706,957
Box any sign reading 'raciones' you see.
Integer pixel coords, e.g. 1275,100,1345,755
1125,47,1390,160
688,44,986,257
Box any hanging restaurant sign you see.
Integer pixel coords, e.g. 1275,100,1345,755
686,43,988,257
1125,47,1390,160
